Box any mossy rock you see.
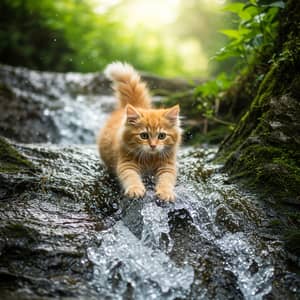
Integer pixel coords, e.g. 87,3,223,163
217,0,300,258
284,230,300,257
0,136,35,173
218,0,300,205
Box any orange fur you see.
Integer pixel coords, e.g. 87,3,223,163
104,62,151,109
98,62,181,201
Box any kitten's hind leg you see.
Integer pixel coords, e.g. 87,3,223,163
117,162,145,198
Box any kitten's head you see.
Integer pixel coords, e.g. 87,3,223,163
122,104,181,156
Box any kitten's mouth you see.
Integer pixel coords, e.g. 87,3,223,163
148,148,159,154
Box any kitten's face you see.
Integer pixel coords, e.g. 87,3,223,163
123,105,181,155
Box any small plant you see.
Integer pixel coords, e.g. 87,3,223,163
193,0,285,128
215,0,285,65
194,72,233,120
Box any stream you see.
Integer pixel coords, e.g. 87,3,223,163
0,65,299,299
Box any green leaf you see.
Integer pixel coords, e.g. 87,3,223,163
195,80,219,97
243,3,256,10
259,1,285,8
243,5,260,17
251,33,264,47
214,45,243,61
219,28,251,40
223,2,245,14
223,2,252,19
265,7,280,22
219,29,241,39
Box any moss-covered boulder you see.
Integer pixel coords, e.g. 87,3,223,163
0,136,35,173
0,137,122,298
218,0,300,256
219,0,300,204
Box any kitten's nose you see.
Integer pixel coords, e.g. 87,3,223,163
150,144,156,149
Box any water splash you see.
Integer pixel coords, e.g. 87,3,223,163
87,148,276,299
88,221,194,300
216,233,274,299
141,199,173,252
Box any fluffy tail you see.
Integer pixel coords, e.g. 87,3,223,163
104,62,151,109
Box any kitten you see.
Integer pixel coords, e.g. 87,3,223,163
97,62,181,202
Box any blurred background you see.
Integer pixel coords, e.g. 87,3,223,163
0,0,284,145
0,0,237,78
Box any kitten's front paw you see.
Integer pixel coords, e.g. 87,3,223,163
156,188,175,202
125,185,146,198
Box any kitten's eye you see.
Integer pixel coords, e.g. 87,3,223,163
158,132,166,140
140,132,149,139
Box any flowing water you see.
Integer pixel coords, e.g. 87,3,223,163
86,147,276,300
0,65,299,299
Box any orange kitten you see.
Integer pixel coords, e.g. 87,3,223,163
97,62,181,202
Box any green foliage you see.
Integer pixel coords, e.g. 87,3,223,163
173,0,237,76
0,0,183,75
215,0,285,64
192,0,284,129
194,72,233,120
195,73,232,98
0,0,74,71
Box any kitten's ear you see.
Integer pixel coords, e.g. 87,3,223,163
126,104,141,124
164,105,180,125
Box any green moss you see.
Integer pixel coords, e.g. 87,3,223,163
0,81,14,96
218,10,300,201
268,219,282,228
284,229,300,256
255,65,277,107
185,124,232,145
225,144,300,202
215,0,300,261
286,212,300,225
0,136,35,173
4,223,37,242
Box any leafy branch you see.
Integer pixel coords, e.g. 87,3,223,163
215,0,285,65
193,0,285,132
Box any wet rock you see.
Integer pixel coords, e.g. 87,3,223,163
0,140,300,298
169,209,244,300
0,65,113,144
0,81,59,143
0,138,121,298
